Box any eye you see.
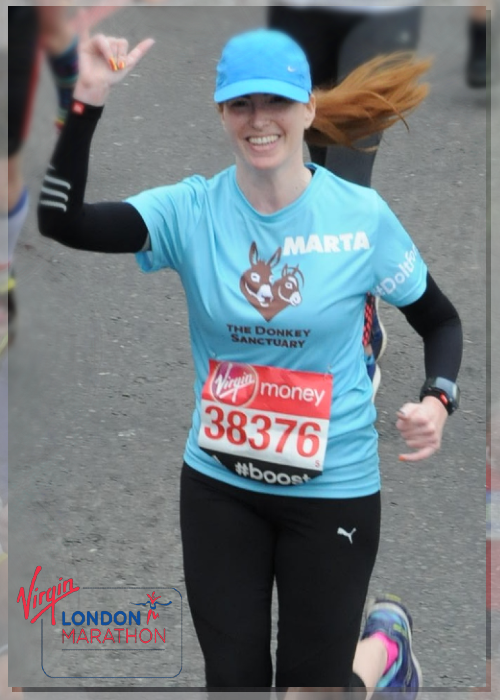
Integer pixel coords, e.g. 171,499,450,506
285,282,293,290
250,273,260,283
227,98,249,109
268,95,293,105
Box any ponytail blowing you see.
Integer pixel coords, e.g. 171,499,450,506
306,52,432,149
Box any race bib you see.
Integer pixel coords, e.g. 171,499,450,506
198,360,333,486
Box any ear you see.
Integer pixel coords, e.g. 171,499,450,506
267,247,282,268
304,94,316,130
249,241,259,265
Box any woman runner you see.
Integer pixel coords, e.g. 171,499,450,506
38,25,462,696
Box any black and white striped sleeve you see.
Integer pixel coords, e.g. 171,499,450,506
39,165,72,214
38,102,149,253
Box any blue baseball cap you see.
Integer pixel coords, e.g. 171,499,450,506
214,29,312,104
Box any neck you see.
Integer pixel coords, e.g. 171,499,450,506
235,160,313,214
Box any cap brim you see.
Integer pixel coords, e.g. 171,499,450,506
214,78,310,104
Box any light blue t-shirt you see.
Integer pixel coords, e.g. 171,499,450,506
127,164,427,498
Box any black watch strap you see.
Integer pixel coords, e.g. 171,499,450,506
419,376,460,415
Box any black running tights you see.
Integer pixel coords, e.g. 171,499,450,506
180,464,380,691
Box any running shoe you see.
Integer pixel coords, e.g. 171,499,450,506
365,353,381,401
361,594,422,699
371,297,387,361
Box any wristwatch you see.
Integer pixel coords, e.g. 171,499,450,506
419,376,460,415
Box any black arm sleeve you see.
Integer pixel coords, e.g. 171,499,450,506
37,102,149,253
397,272,462,381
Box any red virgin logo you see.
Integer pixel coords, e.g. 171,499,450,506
17,565,80,625
211,362,257,406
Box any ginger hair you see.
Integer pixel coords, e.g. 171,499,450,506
306,52,432,149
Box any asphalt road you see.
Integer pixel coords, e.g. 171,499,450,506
7,3,492,692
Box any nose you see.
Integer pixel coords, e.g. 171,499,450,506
250,104,270,129
260,284,273,300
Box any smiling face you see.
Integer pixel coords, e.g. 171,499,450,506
220,93,316,174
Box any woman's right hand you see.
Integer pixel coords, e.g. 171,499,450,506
74,26,155,106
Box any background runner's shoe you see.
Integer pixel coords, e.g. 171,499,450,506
371,297,387,361
361,594,422,699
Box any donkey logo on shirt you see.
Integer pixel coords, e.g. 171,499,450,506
240,242,305,321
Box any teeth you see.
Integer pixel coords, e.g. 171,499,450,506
248,136,279,145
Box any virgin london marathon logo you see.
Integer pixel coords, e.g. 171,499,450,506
240,242,305,321
15,566,182,679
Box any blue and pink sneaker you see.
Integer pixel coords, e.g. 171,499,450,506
361,594,422,699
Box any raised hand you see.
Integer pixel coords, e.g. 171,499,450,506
73,26,155,106
396,396,448,462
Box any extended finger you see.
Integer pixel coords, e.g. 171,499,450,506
126,38,156,70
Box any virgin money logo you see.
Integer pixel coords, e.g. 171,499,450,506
211,361,258,406
240,242,305,322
